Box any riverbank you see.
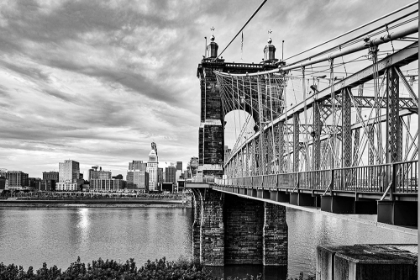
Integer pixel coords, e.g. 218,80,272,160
0,198,191,208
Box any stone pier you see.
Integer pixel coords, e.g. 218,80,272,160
192,189,288,266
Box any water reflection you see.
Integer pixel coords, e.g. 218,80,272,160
210,265,287,280
0,207,415,279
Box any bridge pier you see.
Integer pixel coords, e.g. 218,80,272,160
192,189,225,265
192,188,288,266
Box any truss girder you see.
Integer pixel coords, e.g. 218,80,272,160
222,43,418,174
293,114,299,172
322,96,417,111
270,42,418,125
313,102,322,170
387,67,402,163
342,88,352,167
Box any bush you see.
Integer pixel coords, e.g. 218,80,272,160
0,256,215,280
0,257,316,280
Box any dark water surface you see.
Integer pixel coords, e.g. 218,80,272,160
0,207,416,279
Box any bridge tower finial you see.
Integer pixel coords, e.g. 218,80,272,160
264,29,277,64
207,26,218,58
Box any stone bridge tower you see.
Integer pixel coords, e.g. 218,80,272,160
197,36,280,176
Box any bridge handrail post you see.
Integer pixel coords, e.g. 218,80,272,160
391,162,397,200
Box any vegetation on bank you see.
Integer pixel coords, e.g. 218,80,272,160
0,257,314,280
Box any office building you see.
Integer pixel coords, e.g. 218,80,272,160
59,160,80,182
147,149,158,191
40,180,56,191
126,170,149,191
0,176,6,190
126,160,148,192
88,166,111,181
158,168,163,185
128,161,147,171
0,171,29,189
58,160,83,190
165,166,176,184
90,179,126,191
56,181,80,191
176,161,182,171
28,177,42,189
43,171,59,181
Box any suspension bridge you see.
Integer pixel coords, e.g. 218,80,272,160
188,3,418,267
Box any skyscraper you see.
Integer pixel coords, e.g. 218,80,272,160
176,161,182,171
147,142,158,191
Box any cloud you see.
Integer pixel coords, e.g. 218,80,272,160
0,0,414,177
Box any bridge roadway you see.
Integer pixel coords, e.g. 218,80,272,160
187,160,418,227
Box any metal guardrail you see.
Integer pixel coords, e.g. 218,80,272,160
214,161,418,194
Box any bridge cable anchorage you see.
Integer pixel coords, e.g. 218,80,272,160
215,0,268,61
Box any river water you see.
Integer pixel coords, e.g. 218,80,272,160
0,207,416,279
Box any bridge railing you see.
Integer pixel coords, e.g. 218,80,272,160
243,177,253,187
394,160,418,193
332,163,390,193
214,161,418,195
297,170,332,190
263,174,277,188
277,173,295,189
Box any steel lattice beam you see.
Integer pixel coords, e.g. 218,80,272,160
387,67,402,163
342,88,352,167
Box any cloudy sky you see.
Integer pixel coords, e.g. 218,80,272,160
0,0,414,178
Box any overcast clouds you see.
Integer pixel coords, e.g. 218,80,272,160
0,0,414,177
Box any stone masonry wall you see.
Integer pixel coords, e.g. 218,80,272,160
224,194,264,264
263,203,288,265
192,191,201,263
199,189,225,266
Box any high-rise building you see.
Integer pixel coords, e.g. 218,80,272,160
176,161,182,171
57,160,83,191
126,160,148,192
59,160,80,182
128,161,147,171
158,168,163,184
147,142,158,191
165,166,176,184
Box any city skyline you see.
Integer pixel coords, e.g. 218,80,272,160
0,0,412,178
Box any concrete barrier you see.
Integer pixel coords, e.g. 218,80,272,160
316,244,417,280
